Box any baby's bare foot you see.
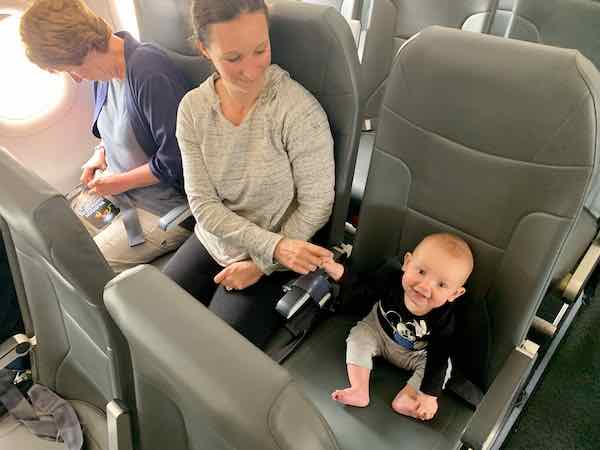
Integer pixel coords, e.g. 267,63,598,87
331,388,369,407
391,394,420,419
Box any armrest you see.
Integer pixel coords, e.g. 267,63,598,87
107,399,133,450
0,334,36,369
461,341,539,450
158,204,192,232
562,230,600,303
104,265,338,450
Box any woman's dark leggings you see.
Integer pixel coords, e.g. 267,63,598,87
162,233,292,349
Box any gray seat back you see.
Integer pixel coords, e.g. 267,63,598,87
508,0,600,69
352,27,600,389
105,265,338,450
134,0,362,246
361,0,497,121
0,147,131,410
506,0,600,279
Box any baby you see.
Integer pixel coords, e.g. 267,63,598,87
321,233,473,420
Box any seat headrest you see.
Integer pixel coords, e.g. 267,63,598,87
269,2,358,101
136,1,359,99
388,25,600,167
135,0,196,55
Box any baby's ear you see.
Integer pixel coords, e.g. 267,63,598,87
402,252,412,271
447,287,466,303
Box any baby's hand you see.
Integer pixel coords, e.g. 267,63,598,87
320,256,345,281
415,393,438,421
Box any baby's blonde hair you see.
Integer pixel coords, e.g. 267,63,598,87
20,0,112,71
418,233,474,276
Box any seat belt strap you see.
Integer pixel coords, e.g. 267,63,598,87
0,369,83,450
111,196,145,247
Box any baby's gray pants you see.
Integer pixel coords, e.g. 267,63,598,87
346,304,427,391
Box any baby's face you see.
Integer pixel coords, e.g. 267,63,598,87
401,242,470,316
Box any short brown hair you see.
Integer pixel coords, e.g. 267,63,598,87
190,0,268,48
20,0,112,70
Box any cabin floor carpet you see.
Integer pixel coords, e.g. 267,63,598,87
502,282,600,450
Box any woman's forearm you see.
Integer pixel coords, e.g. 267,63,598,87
116,163,159,191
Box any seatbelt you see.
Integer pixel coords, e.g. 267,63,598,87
269,247,348,363
112,196,145,247
0,369,83,450
269,302,327,364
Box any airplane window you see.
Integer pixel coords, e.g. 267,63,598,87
0,15,66,122
113,0,140,40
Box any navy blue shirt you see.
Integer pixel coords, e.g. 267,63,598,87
92,31,190,192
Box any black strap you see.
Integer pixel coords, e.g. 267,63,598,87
270,303,327,363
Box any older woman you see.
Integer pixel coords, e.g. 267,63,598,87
163,0,335,348
20,0,191,271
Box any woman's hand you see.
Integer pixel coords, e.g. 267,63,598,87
87,174,129,196
81,145,107,186
320,256,345,281
274,238,333,275
214,261,264,291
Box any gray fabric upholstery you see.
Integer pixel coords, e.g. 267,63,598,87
353,26,599,388
351,0,498,219
0,147,132,413
362,0,497,120
0,414,66,450
284,316,473,450
104,265,339,450
509,0,600,70
269,3,362,244
506,0,600,272
134,1,361,247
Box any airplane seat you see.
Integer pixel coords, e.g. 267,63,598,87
508,0,600,61
506,0,600,302
103,26,600,450
0,147,134,450
134,0,362,249
349,0,499,221
285,26,600,449
105,264,339,450
103,2,362,449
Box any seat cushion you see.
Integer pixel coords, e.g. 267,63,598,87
150,251,175,271
283,316,474,450
71,400,108,450
0,414,66,450
0,400,107,450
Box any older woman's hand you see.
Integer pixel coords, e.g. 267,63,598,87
81,145,107,186
274,238,333,275
214,261,264,291
87,174,129,196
